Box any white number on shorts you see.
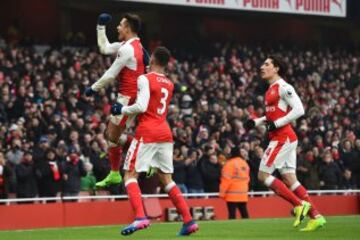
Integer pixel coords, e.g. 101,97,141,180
157,88,168,115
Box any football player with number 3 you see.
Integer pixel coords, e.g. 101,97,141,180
110,47,199,236
245,56,326,231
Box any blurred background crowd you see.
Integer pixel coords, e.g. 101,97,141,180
0,34,359,200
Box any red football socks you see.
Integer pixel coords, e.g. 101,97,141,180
270,178,302,207
168,185,192,223
108,146,122,171
293,184,320,218
126,181,145,219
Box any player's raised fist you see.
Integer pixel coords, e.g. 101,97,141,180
111,102,123,115
84,87,96,97
98,13,112,26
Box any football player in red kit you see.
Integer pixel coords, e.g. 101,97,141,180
110,47,199,236
85,13,148,188
245,56,326,231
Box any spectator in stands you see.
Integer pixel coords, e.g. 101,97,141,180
6,137,23,166
15,151,38,200
340,139,359,174
185,149,204,194
35,148,62,198
80,162,96,194
0,152,11,199
56,140,69,162
33,135,51,164
173,147,188,193
354,139,360,188
341,168,356,189
67,129,81,155
248,146,267,191
201,153,221,192
88,140,110,185
297,150,320,190
61,150,86,197
318,151,342,190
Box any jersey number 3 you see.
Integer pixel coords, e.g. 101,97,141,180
157,88,168,115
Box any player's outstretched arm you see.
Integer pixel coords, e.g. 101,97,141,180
91,46,132,92
97,13,121,55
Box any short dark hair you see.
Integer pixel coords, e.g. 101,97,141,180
123,13,141,33
153,46,171,67
268,55,287,77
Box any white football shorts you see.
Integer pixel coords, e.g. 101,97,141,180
123,138,174,174
259,139,298,175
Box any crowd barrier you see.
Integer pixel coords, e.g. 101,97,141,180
0,190,359,230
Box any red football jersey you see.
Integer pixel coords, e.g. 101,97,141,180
265,79,298,142
117,38,145,99
135,72,174,143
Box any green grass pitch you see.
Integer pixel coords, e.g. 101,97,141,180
1,216,359,240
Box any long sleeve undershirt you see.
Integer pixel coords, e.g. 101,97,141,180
96,25,121,55
275,84,305,127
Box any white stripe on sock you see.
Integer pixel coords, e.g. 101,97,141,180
264,175,275,187
124,178,138,187
164,181,176,193
290,181,301,191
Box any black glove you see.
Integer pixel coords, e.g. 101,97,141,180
244,119,256,130
84,87,97,97
111,102,123,115
266,120,277,131
98,13,112,26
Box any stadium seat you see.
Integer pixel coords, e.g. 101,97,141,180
203,206,215,220
190,207,204,220
166,207,180,222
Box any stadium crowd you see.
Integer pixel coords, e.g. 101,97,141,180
0,37,359,200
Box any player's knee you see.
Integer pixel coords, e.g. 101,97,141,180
118,134,128,146
281,173,297,187
105,132,119,147
158,172,172,186
281,177,291,187
105,124,125,144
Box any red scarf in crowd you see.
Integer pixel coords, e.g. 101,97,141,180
48,161,60,181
